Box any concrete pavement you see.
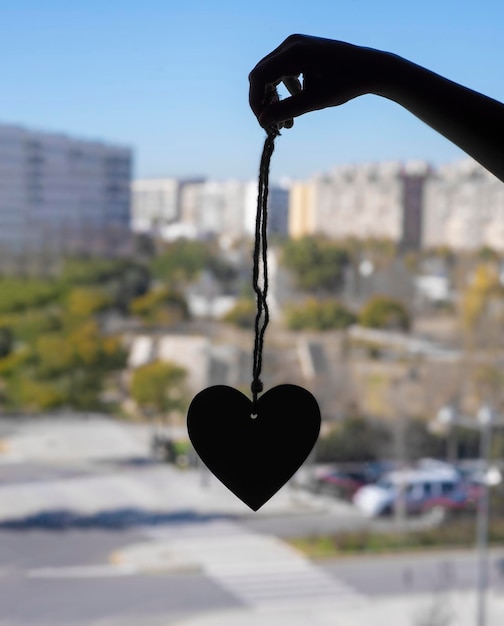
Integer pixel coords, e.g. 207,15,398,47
0,415,363,523
0,415,151,463
172,590,504,626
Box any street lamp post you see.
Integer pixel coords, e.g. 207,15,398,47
475,404,493,626
437,404,458,463
436,403,504,626
392,367,420,530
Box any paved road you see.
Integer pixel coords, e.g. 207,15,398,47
126,520,366,610
1,417,503,625
322,549,504,596
2,522,504,625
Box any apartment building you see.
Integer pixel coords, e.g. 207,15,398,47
288,161,430,249
0,122,132,255
132,175,290,244
423,160,504,251
131,177,205,240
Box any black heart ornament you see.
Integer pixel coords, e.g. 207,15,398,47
187,384,321,511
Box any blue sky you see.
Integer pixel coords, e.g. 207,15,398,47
0,1,503,182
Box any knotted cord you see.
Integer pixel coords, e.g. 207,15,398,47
251,127,280,415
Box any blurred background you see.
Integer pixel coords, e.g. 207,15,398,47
1,2,504,625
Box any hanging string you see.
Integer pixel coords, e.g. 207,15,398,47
251,126,280,415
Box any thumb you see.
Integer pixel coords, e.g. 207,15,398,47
259,91,316,128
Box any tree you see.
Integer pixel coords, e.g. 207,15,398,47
281,237,350,293
150,240,212,284
130,360,188,417
359,295,411,331
459,263,504,341
403,418,445,461
316,417,393,463
222,298,256,329
0,278,61,313
67,287,112,318
130,286,188,326
285,298,356,331
0,327,13,359
61,258,126,286
6,378,65,412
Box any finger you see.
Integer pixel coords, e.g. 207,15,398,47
281,76,301,128
249,56,304,119
259,91,321,128
282,75,302,96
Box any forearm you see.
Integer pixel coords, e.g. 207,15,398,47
374,51,504,181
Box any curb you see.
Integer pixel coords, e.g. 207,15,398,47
109,546,203,576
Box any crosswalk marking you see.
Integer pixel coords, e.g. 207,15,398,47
140,521,366,609
27,564,137,579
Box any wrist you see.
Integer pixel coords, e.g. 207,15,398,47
365,48,406,100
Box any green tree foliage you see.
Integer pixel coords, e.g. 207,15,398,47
0,260,132,414
0,310,61,343
0,279,62,313
403,418,446,460
108,265,150,313
130,286,188,325
316,417,392,463
150,240,212,283
281,237,350,293
130,360,188,416
62,258,151,314
67,287,112,318
0,348,33,378
316,416,445,463
0,327,13,358
359,295,411,331
221,298,256,329
285,298,356,331
35,321,126,378
460,263,504,334
7,378,65,412
36,333,75,377
61,258,129,286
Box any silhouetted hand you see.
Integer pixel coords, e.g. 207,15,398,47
249,34,504,183
249,34,385,130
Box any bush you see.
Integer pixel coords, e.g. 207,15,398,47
281,237,350,293
130,360,188,416
359,295,410,331
130,287,188,325
285,298,356,331
222,298,256,329
316,417,393,463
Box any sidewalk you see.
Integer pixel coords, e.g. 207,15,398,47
0,415,151,463
172,590,504,626
0,416,361,521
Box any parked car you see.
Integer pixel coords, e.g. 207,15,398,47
312,469,370,500
353,462,480,520
311,461,396,501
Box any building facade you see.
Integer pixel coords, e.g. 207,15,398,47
0,123,132,256
288,161,430,249
133,179,290,243
422,160,504,251
131,177,205,240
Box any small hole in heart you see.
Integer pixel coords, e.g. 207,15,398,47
250,413,258,420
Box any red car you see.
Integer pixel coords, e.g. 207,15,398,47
312,469,370,500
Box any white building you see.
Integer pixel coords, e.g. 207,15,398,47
180,179,289,243
0,122,132,255
243,181,289,238
423,159,504,251
289,161,430,249
131,177,204,239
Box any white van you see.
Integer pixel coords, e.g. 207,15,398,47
353,462,462,518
